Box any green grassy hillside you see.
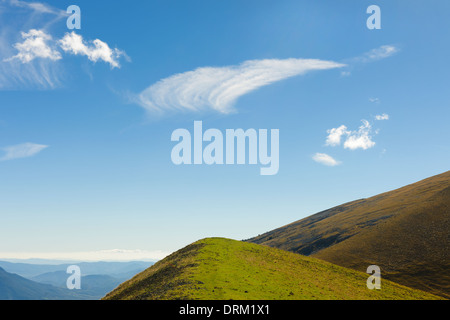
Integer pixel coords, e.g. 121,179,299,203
103,238,441,300
248,171,450,299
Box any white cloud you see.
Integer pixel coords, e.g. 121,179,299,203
135,58,345,114
0,142,48,161
0,249,169,262
343,120,376,150
4,29,61,63
1,0,67,89
326,120,377,151
369,97,380,103
358,45,399,63
1,29,128,89
326,125,348,146
312,153,341,166
59,32,127,69
366,45,398,61
375,113,389,120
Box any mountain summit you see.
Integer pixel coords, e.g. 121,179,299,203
104,238,440,300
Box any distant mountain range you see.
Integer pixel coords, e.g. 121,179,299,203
0,260,153,278
0,267,91,300
0,261,153,300
248,170,450,299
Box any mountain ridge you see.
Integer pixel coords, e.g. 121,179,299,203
103,238,442,300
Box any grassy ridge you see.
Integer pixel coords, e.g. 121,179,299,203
104,238,441,300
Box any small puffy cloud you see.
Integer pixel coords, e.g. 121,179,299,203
343,120,376,150
312,153,341,166
369,97,380,103
375,113,389,120
135,58,345,114
0,142,48,161
326,120,377,151
326,125,348,146
4,29,61,63
59,32,127,69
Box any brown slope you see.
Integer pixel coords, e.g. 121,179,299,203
247,171,450,298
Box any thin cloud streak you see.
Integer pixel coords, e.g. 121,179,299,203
0,249,170,261
0,142,48,161
347,45,399,65
8,0,67,16
339,44,399,76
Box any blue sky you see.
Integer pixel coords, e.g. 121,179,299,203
0,0,449,261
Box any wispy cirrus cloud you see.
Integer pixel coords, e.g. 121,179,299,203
8,0,66,16
0,55,62,89
312,153,341,166
0,142,48,161
339,45,400,77
135,58,345,114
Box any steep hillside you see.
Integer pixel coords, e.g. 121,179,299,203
247,171,450,298
104,238,440,300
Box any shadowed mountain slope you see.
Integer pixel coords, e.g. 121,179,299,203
247,171,450,298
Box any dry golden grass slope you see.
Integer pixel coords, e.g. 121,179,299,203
248,171,450,299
